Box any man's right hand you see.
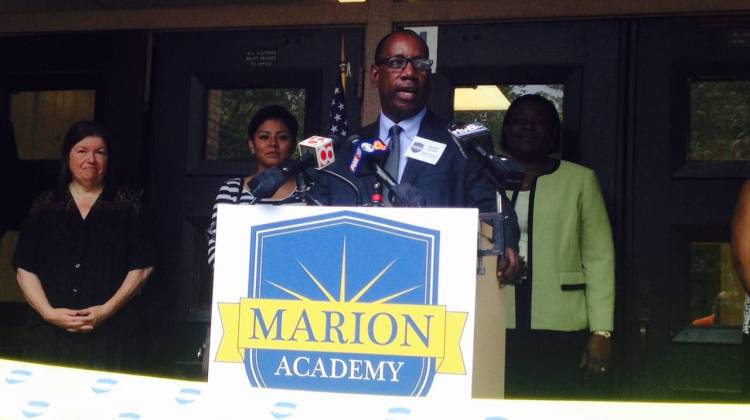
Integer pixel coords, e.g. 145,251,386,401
496,247,520,287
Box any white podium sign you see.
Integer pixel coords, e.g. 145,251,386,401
209,206,478,405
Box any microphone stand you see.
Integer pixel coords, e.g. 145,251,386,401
317,168,363,206
363,180,385,207
291,170,323,206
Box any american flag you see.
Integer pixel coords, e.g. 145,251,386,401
327,69,348,138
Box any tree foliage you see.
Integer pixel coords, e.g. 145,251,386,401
690,81,750,161
211,88,306,160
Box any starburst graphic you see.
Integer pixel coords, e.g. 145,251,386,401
265,238,421,304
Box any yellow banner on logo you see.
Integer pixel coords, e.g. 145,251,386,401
215,298,467,374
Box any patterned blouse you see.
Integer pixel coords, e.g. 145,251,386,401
206,177,302,267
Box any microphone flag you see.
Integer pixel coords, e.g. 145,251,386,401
349,138,389,176
298,136,336,170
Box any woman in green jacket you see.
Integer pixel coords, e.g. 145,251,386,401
501,94,615,399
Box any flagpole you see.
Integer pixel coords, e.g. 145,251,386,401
327,33,349,138
339,33,348,95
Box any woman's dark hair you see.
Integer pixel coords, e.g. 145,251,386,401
247,105,299,147
57,120,113,191
500,94,561,154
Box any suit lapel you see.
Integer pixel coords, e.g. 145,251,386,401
400,149,429,185
400,112,446,185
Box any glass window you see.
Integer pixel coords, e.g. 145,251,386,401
689,80,750,161
10,90,96,160
204,88,306,160
453,84,564,153
688,242,744,328
0,232,23,302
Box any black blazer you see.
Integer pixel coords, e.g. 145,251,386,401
315,110,519,251
318,110,497,212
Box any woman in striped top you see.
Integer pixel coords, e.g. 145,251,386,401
206,105,300,267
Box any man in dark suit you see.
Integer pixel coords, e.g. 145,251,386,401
319,29,518,276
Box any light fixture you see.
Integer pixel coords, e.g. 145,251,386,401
453,85,510,111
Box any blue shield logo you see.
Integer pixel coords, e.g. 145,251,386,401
244,210,440,396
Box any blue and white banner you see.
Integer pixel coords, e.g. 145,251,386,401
0,359,207,419
3,358,749,420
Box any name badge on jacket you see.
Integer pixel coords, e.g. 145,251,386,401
405,136,446,165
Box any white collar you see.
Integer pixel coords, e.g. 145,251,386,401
378,107,428,143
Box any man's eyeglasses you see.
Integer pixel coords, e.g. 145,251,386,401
376,55,433,72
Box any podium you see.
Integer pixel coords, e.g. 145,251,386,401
472,221,506,398
209,205,504,405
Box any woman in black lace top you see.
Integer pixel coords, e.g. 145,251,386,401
13,121,154,371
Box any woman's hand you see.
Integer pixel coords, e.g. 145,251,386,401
42,307,92,332
77,304,115,330
496,247,520,287
580,333,612,375
17,267,153,334
76,267,155,331
17,268,91,333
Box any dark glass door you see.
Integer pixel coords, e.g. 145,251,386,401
628,17,750,401
149,28,364,377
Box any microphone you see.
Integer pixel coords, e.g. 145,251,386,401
249,167,286,198
249,134,346,199
348,138,426,207
448,121,525,190
296,135,339,170
349,138,389,177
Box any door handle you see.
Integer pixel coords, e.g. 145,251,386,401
638,320,649,372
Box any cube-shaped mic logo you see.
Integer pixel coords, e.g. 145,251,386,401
298,136,335,169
